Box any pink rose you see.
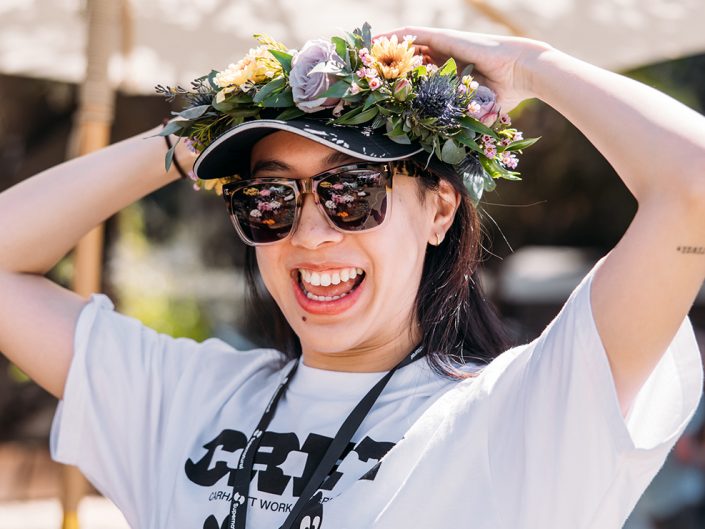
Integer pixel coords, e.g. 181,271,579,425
469,86,500,126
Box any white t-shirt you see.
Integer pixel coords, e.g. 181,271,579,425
50,260,703,529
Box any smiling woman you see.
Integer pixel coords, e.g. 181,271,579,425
0,23,704,529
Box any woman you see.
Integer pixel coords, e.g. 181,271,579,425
0,25,703,529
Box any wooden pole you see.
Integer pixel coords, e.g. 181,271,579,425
60,1,121,528
464,0,526,37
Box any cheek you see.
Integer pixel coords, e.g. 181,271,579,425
255,247,286,297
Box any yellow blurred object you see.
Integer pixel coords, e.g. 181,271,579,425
61,510,79,529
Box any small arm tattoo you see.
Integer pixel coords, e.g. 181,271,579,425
677,245,705,254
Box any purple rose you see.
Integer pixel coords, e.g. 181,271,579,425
469,86,500,126
290,39,345,113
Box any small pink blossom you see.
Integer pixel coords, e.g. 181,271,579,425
349,83,361,95
500,137,512,147
499,113,511,126
469,80,479,90
484,145,497,158
513,131,524,141
501,152,519,169
467,101,481,115
481,134,495,145
368,77,382,91
457,84,467,95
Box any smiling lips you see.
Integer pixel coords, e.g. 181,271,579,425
298,267,365,301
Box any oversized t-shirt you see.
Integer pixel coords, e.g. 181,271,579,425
50,260,704,529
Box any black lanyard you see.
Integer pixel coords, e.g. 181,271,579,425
228,346,425,529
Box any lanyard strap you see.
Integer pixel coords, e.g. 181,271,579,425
228,347,424,529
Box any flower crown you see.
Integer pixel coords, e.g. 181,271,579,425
156,22,538,204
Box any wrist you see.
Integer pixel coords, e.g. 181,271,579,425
513,39,562,100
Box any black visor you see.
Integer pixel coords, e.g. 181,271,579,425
193,118,425,180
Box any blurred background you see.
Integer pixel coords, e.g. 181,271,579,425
1,1,704,528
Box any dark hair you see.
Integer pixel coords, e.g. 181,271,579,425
243,154,510,379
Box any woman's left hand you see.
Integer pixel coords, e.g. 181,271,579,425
374,26,552,113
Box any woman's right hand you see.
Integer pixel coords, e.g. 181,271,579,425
374,26,553,113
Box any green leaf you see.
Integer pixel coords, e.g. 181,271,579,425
438,57,457,77
440,139,467,164
165,143,176,171
333,106,363,124
361,22,372,49
363,90,387,110
343,106,379,125
261,88,294,107
319,79,351,99
332,36,350,66
269,49,293,74
159,120,187,137
276,107,306,120
253,76,287,103
455,130,483,155
177,104,210,120
226,108,262,119
206,70,221,91
309,61,345,75
504,136,541,152
459,116,498,138
460,63,475,78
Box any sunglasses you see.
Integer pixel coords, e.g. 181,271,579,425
221,162,394,246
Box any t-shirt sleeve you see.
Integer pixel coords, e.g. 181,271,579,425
49,293,250,528
483,257,703,528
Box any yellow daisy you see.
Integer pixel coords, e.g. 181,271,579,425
214,44,283,94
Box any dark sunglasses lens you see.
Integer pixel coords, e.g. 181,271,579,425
229,183,297,244
317,167,389,231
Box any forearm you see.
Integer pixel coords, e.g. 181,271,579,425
0,125,183,275
523,47,705,202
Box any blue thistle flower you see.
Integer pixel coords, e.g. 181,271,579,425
411,75,464,128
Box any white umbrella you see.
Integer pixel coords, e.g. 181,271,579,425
1,0,705,95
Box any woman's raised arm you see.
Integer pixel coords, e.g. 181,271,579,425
378,26,705,414
0,125,189,399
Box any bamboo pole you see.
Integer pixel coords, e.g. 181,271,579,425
60,1,121,528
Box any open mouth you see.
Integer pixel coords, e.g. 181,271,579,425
293,267,366,302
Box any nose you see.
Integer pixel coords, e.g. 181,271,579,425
290,193,343,249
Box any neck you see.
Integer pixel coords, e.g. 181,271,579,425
301,328,421,373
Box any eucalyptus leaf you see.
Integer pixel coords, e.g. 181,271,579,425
361,22,372,49
178,104,210,120
269,49,293,74
455,130,484,155
460,63,475,78
253,77,286,103
440,139,467,164
165,144,176,171
159,120,187,137
387,132,411,145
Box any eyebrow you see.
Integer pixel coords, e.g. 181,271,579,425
250,150,362,176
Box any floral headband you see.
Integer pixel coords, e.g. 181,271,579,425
156,22,538,204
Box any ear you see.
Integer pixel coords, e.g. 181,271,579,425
428,179,460,246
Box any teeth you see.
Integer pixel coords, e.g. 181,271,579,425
299,267,364,286
305,291,347,302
